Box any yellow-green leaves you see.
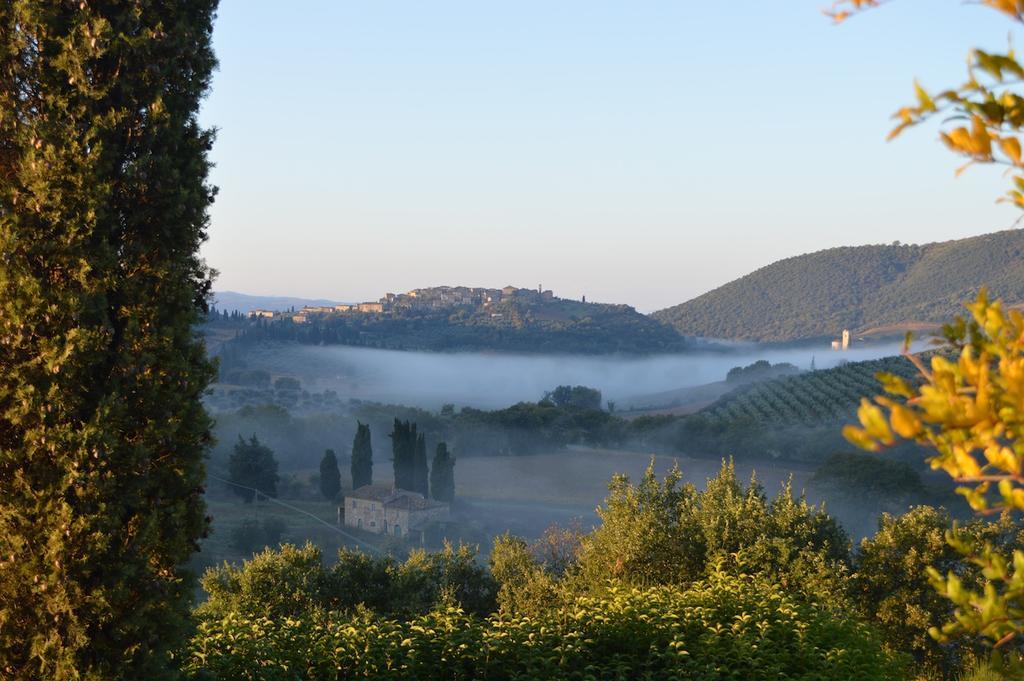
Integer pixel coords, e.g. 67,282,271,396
926,528,1024,647
845,294,1024,646
832,1,1024,207
847,294,1024,513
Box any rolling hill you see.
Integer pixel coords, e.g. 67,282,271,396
652,229,1024,342
218,287,693,354
213,291,345,314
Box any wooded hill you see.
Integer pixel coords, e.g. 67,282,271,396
225,294,691,354
652,229,1024,342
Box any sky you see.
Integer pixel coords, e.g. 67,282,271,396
199,1,1019,312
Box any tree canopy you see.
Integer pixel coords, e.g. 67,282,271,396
0,2,218,677
228,435,280,503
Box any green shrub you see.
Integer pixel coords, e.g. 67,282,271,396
197,542,495,622
186,572,907,680
852,507,1023,678
570,459,850,602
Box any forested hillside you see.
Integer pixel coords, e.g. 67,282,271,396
222,295,691,354
652,229,1024,342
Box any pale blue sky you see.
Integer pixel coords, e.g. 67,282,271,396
200,1,1018,312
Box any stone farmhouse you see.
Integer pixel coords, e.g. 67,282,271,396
342,485,449,541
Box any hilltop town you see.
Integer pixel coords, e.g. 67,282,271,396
248,285,561,323
220,285,691,354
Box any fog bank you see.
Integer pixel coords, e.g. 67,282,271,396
244,341,919,410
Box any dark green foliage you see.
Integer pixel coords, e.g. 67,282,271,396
726,359,800,383
851,507,1022,678
0,2,218,677
413,433,429,497
228,435,280,503
701,355,920,427
228,517,289,555
489,524,582,617
390,419,417,492
196,542,496,622
618,354,939,464
225,294,690,354
350,422,373,489
812,452,926,500
429,443,455,503
220,368,271,388
571,460,850,602
187,574,906,680
273,376,301,391
319,449,341,501
451,400,623,456
652,229,1024,341
542,384,603,410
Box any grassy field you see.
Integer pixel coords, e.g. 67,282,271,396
193,494,384,575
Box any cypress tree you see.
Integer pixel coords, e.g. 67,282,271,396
0,2,218,677
319,449,342,501
350,422,373,489
390,419,417,491
430,442,456,503
413,432,430,497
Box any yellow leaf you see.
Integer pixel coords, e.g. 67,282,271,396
1001,137,1022,165
843,424,880,451
890,405,922,438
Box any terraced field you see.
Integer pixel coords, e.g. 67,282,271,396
697,355,922,427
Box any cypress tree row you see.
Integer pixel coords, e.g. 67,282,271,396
430,442,456,503
413,432,429,497
350,422,373,489
0,2,218,678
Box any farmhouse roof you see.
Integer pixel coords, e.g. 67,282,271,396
386,495,446,512
348,484,399,502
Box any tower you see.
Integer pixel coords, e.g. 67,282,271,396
841,329,850,350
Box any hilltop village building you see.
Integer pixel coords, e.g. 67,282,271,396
243,285,562,323
247,309,276,319
830,329,851,351
341,485,449,540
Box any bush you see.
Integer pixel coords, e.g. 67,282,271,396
852,507,1022,678
186,572,906,680
197,542,496,622
570,459,850,602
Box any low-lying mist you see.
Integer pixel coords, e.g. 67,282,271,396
242,341,920,410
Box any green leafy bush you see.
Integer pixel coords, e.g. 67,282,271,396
570,459,851,602
185,573,906,680
197,542,496,622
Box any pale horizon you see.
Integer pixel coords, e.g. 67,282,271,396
201,1,1018,312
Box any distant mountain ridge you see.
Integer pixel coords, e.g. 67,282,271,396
213,291,345,314
652,229,1024,342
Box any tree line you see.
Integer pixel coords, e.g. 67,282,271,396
226,418,455,505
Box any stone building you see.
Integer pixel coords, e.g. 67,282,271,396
247,309,276,318
342,485,449,540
